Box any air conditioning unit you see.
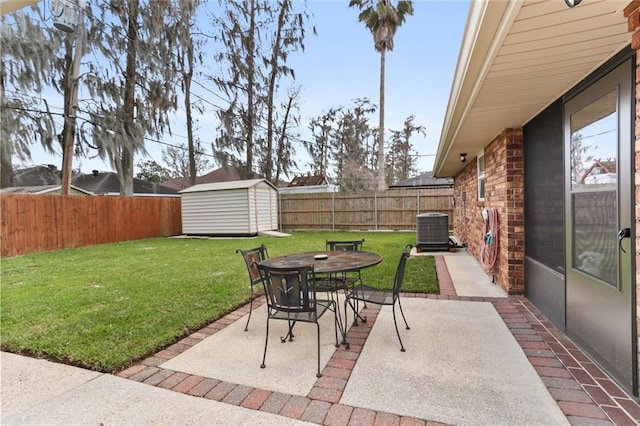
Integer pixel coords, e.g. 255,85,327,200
416,213,450,252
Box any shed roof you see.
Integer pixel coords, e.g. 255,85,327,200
179,178,277,194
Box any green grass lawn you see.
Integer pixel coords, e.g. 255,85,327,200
1,231,438,373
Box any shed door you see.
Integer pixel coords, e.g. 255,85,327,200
564,59,634,392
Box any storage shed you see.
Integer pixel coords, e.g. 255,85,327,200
179,179,278,235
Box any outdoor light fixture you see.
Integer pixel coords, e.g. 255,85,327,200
52,0,80,33
459,153,467,163
564,0,582,8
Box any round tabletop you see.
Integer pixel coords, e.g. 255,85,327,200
260,251,382,274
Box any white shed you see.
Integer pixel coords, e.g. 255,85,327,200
179,179,278,235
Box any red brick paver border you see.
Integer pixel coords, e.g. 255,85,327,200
114,255,640,425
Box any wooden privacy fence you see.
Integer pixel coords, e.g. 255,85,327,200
1,189,452,257
278,188,453,232
1,194,181,257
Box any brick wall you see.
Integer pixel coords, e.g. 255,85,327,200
452,128,525,295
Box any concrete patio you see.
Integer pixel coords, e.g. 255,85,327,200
2,249,639,425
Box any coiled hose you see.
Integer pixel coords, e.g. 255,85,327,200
480,208,499,273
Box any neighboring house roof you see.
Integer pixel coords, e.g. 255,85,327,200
12,165,62,186
389,171,453,189
435,1,629,178
179,178,277,194
10,166,178,196
161,166,257,191
580,159,618,184
74,172,178,195
287,174,328,187
0,185,93,195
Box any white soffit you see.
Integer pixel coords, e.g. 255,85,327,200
435,0,630,177
0,0,41,15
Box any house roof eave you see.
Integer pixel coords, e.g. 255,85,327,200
434,0,518,178
434,0,630,178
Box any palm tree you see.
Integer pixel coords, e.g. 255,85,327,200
349,0,414,191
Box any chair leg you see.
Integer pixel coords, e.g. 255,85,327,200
343,298,349,347
329,298,340,348
391,304,406,352
315,322,322,378
322,285,344,348
357,274,367,309
353,299,367,324
261,316,270,368
332,301,340,347
349,291,367,325
351,297,359,326
281,319,296,343
244,288,254,332
342,298,351,350
330,293,343,348
397,298,410,330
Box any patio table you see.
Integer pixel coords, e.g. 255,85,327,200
259,250,382,273
260,250,383,347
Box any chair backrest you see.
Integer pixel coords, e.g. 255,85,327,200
393,246,413,298
236,245,269,288
257,264,317,314
326,239,365,252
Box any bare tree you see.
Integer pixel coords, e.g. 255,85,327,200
333,99,377,191
135,160,171,183
305,99,377,191
83,0,179,195
570,132,593,184
339,159,377,192
210,0,268,179
306,107,340,177
386,114,423,185
273,86,301,184
263,0,310,181
162,142,212,179
209,0,310,180
172,0,205,186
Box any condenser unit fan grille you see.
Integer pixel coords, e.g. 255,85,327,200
416,213,449,251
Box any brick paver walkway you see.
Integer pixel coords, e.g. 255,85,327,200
117,256,640,425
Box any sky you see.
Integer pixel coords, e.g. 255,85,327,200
21,0,471,178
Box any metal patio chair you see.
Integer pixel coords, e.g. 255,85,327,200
256,263,339,378
344,245,412,352
326,239,365,252
323,239,367,323
236,244,269,331
324,239,365,288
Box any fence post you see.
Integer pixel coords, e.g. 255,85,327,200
374,192,378,230
278,192,282,232
417,190,420,215
332,192,335,232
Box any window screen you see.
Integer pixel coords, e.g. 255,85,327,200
477,154,485,200
523,99,565,272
